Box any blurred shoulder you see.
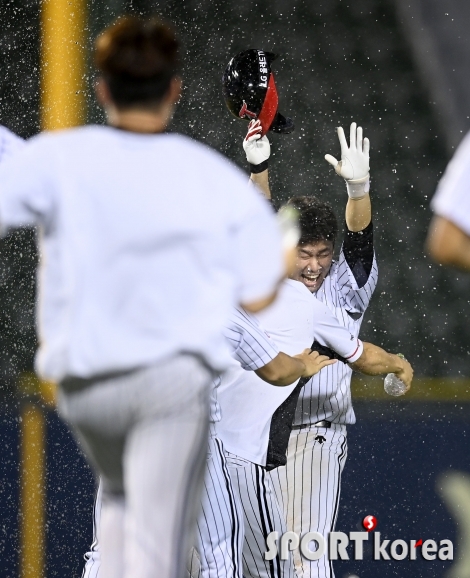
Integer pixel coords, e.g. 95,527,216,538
0,125,26,163
167,132,244,173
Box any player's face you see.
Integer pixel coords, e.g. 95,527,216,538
290,240,334,293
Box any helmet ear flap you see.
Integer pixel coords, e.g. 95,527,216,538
270,112,295,134
265,52,278,65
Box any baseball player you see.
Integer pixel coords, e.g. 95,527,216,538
0,16,287,578
240,120,411,578
193,308,334,578
427,130,470,272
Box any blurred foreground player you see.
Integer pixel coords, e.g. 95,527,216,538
427,131,470,272
0,16,287,578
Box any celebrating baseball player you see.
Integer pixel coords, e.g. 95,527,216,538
211,129,412,578
222,48,412,578
0,18,290,578
247,119,409,578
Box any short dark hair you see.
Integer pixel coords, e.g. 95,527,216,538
94,15,181,109
286,195,338,246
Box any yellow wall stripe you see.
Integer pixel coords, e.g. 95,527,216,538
352,376,470,401
20,403,45,578
40,0,87,130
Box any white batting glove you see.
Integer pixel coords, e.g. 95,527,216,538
243,119,270,173
324,122,370,198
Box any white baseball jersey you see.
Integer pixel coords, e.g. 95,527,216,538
431,130,470,234
294,222,378,426
216,279,363,466
0,126,25,161
0,126,284,380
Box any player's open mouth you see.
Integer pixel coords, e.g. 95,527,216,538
301,273,320,284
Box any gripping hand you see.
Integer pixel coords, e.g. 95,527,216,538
324,122,370,198
243,119,270,173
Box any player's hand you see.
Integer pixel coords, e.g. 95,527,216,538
394,356,413,392
295,349,337,378
324,122,370,198
243,119,270,168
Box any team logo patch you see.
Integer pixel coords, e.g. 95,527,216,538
239,100,257,119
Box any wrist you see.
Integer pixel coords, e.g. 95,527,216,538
249,160,269,174
391,354,405,374
346,174,370,199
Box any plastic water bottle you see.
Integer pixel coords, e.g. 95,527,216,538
384,354,407,397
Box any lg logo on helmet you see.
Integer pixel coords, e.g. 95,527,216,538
239,101,257,120
257,50,269,87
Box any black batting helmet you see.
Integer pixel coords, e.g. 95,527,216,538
222,49,294,136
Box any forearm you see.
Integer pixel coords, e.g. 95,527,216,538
345,193,371,232
350,342,402,376
255,352,305,386
426,215,470,272
250,169,271,200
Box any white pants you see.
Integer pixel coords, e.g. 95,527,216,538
58,355,212,578
83,434,244,578
269,424,348,578
225,452,295,578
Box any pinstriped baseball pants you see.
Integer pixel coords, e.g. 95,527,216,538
269,424,348,578
82,482,102,578
189,435,244,578
225,452,295,578
57,355,212,578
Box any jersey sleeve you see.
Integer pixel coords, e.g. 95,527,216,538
335,221,378,314
223,308,280,371
431,131,470,236
0,135,55,235
311,299,364,363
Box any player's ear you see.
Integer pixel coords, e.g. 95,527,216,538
167,76,182,105
95,77,112,107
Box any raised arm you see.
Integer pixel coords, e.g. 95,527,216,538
325,122,371,232
243,119,272,200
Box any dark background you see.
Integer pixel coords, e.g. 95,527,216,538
1,1,470,577
1,0,469,396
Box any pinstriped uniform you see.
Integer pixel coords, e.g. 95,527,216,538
82,482,102,578
270,224,377,578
